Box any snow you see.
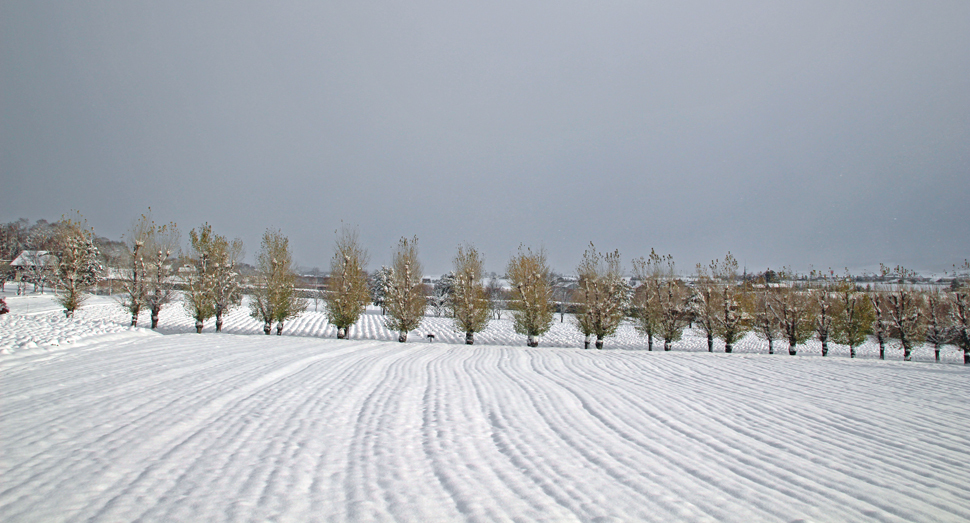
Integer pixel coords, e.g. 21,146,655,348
1,292,969,522
2,292,964,362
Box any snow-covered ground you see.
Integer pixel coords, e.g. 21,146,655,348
1,291,965,362
1,292,969,522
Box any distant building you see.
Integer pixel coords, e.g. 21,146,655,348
10,251,55,293
11,250,52,270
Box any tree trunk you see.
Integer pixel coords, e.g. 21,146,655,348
337,327,346,339
195,320,203,334
584,334,590,350
398,332,407,343
595,335,604,349
130,310,138,327
850,346,856,358
934,346,940,363
964,348,969,365
276,321,283,335
151,308,160,329
725,343,733,354
216,314,223,333
527,334,535,347
707,333,713,352
647,333,653,351
820,338,828,357
789,341,796,356
465,331,474,345
878,336,885,360
664,339,671,351
768,339,773,355
264,321,272,335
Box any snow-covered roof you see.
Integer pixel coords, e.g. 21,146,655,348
10,251,52,268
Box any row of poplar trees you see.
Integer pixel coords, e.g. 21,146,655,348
117,219,396,339
107,213,970,364
365,239,554,346
117,213,306,335
387,242,968,366
577,247,970,364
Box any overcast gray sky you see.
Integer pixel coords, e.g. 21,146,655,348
2,1,968,275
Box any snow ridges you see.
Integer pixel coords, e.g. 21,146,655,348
1,332,968,522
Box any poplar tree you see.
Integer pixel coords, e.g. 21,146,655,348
868,292,892,360
324,227,369,339
384,236,426,342
694,253,750,353
811,272,838,357
119,214,152,327
211,235,244,333
749,284,781,355
924,289,951,363
882,266,925,361
630,250,665,351
632,250,691,351
831,276,874,358
506,246,554,347
657,279,693,352
449,245,491,345
574,243,628,349
771,273,815,356
251,229,305,335
53,212,104,318
184,224,217,333
142,220,180,329
692,265,719,352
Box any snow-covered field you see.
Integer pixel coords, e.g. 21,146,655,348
1,292,965,362
2,293,969,522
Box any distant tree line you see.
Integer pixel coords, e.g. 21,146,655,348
2,214,968,364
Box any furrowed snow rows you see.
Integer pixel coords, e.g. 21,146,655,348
1,331,968,522
3,295,966,363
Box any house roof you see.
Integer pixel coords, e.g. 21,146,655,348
11,251,52,268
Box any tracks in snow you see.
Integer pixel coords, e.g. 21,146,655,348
1,335,968,522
